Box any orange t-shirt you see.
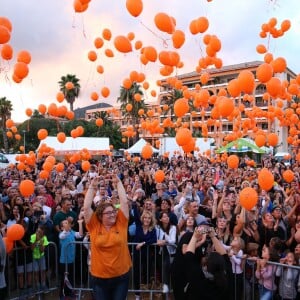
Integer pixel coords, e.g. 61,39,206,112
86,210,132,278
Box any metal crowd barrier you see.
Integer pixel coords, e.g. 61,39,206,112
5,241,58,300
63,241,177,300
6,239,299,300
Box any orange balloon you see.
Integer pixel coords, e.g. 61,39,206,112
154,12,175,34
55,163,65,173
101,86,110,98
143,46,157,62
172,30,185,49
114,35,132,53
57,132,66,143
126,0,143,17
1,43,13,60
0,17,12,32
37,129,48,140
56,92,65,102
174,98,189,117
267,133,278,147
13,62,29,79
3,237,13,253
0,25,10,44
65,81,74,90
5,119,14,128
94,37,104,49
256,63,273,83
73,0,89,13
239,187,258,211
102,28,112,41
237,70,255,94
271,57,287,73
176,128,192,146
256,44,267,54
81,161,91,172
96,118,103,127
266,77,282,98
38,104,47,115
196,17,209,33
88,50,97,61
126,103,133,112
19,179,35,197
141,144,153,159
218,97,234,117
7,224,25,241
154,170,165,183
227,79,241,97
17,50,31,64
227,155,239,169
39,170,49,179
104,48,114,57
258,168,274,191
255,134,266,147
25,108,32,117
282,170,294,183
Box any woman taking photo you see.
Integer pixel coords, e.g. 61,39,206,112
83,174,131,300
184,226,234,300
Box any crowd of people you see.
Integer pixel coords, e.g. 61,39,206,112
0,151,300,299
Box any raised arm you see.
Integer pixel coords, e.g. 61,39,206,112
113,174,129,219
83,177,98,224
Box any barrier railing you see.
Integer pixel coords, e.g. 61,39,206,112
6,240,300,300
63,241,177,299
5,241,58,300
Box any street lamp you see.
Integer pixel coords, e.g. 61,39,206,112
22,130,26,154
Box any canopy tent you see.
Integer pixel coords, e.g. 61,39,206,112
159,137,214,158
215,138,269,154
37,136,110,155
126,138,159,154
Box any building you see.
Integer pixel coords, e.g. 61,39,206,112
158,61,296,152
82,61,297,153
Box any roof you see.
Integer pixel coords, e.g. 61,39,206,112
38,136,110,155
126,138,159,154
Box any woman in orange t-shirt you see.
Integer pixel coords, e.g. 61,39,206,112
84,174,131,300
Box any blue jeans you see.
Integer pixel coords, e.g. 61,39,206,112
91,271,129,300
258,284,273,300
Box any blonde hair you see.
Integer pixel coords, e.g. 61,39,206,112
141,210,156,231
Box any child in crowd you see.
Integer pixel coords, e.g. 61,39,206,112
59,218,84,299
228,236,245,300
30,225,49,292
255,244,278,300
244,242,259,300
276,252,299,300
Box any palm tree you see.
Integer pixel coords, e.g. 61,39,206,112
93,111,112,126
58,74,80,111
117,82,147,142
0,97,13,153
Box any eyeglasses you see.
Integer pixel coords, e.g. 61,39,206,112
102,209,117,216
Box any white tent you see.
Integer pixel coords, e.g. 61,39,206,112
127,138,159,154
37,136,110,155
159,137,214,158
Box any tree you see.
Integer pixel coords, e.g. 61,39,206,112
93,111,113,127
0,97,13,153
58,74,80,111
117,82,147,143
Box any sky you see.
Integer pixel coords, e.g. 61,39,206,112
1,0,300,122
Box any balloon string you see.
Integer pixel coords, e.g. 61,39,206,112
139,20,169,48
81,14,86,39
